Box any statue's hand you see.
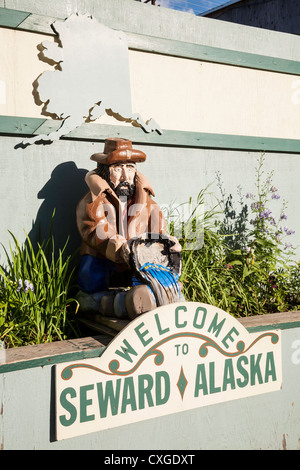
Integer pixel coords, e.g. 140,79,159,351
169,235,182,253
119,241,131,265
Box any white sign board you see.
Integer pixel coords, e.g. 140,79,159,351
55,302,282,440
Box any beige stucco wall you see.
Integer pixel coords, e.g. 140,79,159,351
130,50,300,138
1,26,300,139
0,29,52,117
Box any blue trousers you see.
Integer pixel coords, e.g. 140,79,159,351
77,255,134,294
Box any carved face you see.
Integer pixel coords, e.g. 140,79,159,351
109,162,137,198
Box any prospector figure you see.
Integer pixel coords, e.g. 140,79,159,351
76,137,182,319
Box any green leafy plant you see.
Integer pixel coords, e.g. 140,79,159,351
0,231,79,348
174,154,300,317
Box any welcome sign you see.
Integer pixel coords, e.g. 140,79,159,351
55,302,282,440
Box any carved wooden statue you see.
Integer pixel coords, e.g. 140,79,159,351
76,137,182,319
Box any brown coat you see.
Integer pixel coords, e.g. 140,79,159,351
76,170,166,266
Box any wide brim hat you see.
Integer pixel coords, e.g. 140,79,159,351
91,138,146,165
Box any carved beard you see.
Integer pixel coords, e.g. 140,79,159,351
95,163,136,199
113,181,136,199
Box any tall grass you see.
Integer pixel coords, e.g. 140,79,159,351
1,154,299,349
0,231,79,348
172,156,300,317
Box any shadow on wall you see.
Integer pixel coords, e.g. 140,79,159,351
218,192,249,250
215,171,249,251
28,161,88,268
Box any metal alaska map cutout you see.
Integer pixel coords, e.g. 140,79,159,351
55,302,282,441
22,14,162,145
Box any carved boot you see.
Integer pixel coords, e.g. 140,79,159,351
76,290,110,314
125,285,157,320
113,291,128,319
99,291,116,317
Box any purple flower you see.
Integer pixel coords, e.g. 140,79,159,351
251,202,260,211
24,280,34,293
271,193,280,199
259,209,272,219
270,186,278,192
286,229,295,236
17,279,34,293
246,193,254,199
280,213,287,220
